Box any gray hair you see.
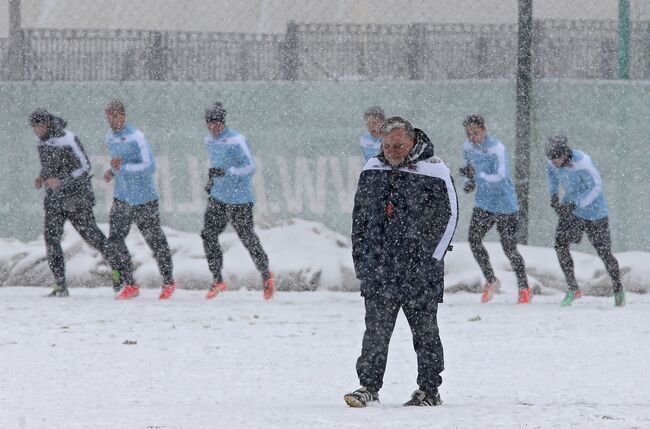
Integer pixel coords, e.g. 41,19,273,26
106,99,126,114
379,116,415,138
363,106,385,121
463,114,485,129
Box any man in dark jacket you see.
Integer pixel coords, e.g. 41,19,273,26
30,109,120,297
344,116,458,408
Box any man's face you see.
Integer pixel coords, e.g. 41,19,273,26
106,110,126,132
366,117,383,138
206,121,225,136
465,124,486,145
382,127,414,166
32,123,48,139
550,155,568,167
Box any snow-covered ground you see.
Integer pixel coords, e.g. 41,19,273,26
0,288,648,429
1,220,649,428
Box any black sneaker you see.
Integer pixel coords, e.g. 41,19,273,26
47,284,69,297
404,389,442,406
343,387,379,408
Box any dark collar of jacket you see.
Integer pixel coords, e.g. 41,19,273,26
376,128,435,169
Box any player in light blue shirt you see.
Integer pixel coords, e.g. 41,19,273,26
201,102,274,301
545,135,624,307
103,100,176,300
459,114,531,304
359,106,384,162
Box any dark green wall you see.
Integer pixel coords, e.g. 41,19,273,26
1,80,648,252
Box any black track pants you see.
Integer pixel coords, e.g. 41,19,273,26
356,293,444,394
201,198,269,283
43,197,115,285
468,207,528,289
106,199,174,285
554,214,622,292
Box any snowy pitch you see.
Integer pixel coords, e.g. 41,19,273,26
1,219,649,428
0,287,649,428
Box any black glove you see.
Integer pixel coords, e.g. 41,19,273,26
463,182,476,193
205,168,226,194
550,194,561,211
204,177,214,194
209,167,226,178
559,202,576,216
458,165,475,180
551,195,576,216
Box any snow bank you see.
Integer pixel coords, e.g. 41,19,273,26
0,219,647,295
0,219,356,291
444,243,649,296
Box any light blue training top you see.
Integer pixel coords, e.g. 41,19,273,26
546,149,609,220
204,127,256,204
463,135,519,214
105,124,158,206
359,132,382,162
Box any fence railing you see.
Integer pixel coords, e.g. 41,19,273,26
3,20,650,81
0,38,9,80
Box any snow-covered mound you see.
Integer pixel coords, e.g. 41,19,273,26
0,219,648,295
444,244,649,296
0,219,356,291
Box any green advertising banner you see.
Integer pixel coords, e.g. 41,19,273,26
1,80,648,252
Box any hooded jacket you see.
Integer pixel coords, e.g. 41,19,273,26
35,116,95,206
352,128,458,302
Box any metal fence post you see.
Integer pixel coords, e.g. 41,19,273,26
122,48,137,81
406,23,425,80
618,0,630,80
601,39,617,79
283,21,299,81
8,0,25,80
515,0,533,244
147,31,167,80
645,23,650,80
239,39,251,80
476,35,489,78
